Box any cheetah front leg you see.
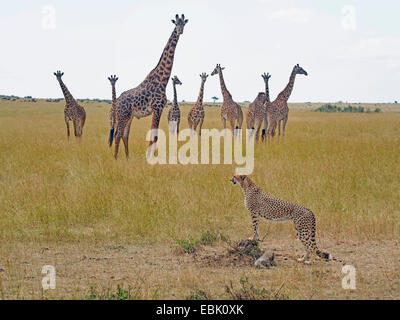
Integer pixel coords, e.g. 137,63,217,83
251,213,259,242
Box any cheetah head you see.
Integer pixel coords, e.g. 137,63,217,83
230,175,250,188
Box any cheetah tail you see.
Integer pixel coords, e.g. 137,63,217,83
316,250,331,261
108,128,115,147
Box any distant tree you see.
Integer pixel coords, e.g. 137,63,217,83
395,101,398,104
212,96,219,104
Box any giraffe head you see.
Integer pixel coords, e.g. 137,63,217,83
294,64,308,76
211,64,225,76
261,72,271,82
108,75,118,85
200,72,209,82
53,70,64,80
171,14,188,35
172,75,182,86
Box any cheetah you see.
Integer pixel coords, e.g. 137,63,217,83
230,175,331,263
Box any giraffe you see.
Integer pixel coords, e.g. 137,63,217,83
265,64,308,140
188,72,208,136
261,72,271,140
53,71,86,138
211,64,243,136
168,75,182,134
246,92,266,141
108,75,118,147
247,72,271,141
110,14,188,159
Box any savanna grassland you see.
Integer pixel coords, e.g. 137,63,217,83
0,99,399,300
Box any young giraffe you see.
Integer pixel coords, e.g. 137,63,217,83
188,73,208,135
211,64,243,135
265,64,308,140
53,71,86,138
110,14,188,159
247,73,271,139
261,72,271,140
246,92,266,141
108,75,119,147
168,75,182,134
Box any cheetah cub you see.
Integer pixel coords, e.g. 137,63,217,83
231,175,331,264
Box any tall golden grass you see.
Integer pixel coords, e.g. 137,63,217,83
0,100,399,245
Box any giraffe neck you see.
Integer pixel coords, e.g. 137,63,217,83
218,70,232,100
146,29,180,89
265,79,270,103
279,68,297,102
111,84,116,105
196,80,206,105
172,82,179,109
57,79,75,104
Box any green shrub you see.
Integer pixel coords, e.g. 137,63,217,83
200,230,218,246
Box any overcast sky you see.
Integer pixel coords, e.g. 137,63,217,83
1,0,399,102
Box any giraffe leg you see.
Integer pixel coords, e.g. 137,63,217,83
282,115,288,140
177,119,180,135
147,108,163,158
73,119,78,137
277,120,281,140
122,118,133,159
65,117,70,139
255,119,262,142
229,118,236,137
198,119,204,136
114,121,126,160
114,134,122,160
221,116,227,129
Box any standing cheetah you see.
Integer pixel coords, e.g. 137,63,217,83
230,175,331,263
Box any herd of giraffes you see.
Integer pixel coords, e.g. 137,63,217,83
53,14,308,159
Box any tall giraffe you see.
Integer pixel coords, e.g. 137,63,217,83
108,75,118,147
53,71,86,138
211,64,243,135
188,72,208,136
265,64,308,140
110,14,188,159
168,75,182,134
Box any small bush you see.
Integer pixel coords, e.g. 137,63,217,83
186,289,209,300
87,284,140,300
200,230,218,246
314,104,373,113
176,239,199,254
225,277,288,300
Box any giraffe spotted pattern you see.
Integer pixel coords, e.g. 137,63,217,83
188,73,208,136
110,14,188,159
168,75,182,134
211,64,243,135
54,71,86,138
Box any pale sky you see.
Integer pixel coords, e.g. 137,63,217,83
0,0,399,103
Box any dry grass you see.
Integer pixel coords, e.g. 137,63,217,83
0,99,399,299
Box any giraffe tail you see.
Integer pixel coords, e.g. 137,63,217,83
109,128,115,147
